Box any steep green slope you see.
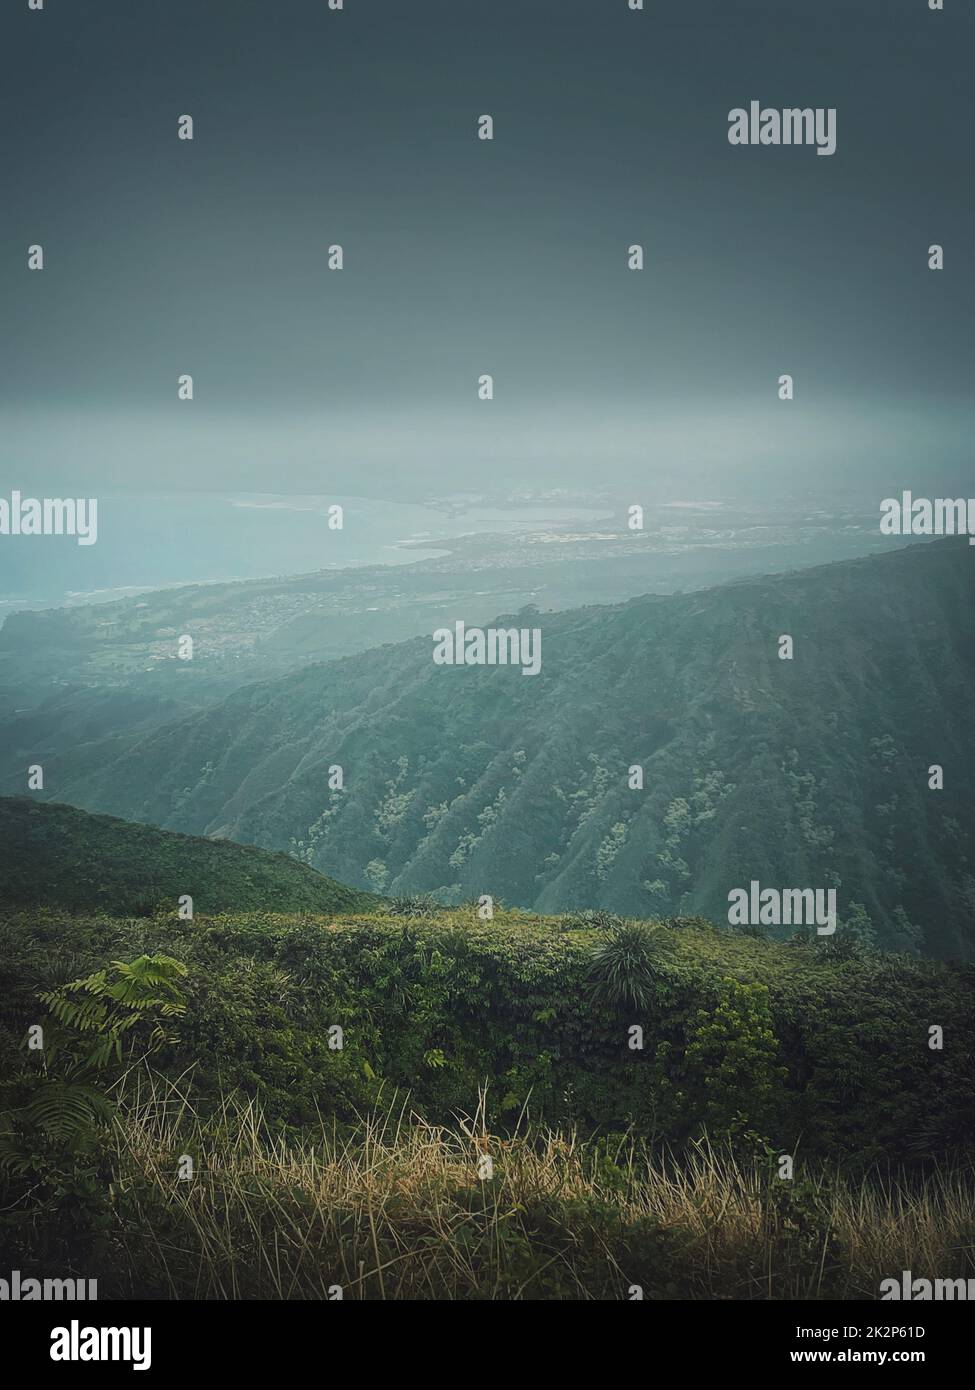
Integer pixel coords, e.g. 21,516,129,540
0,797,376,916
38,540,975,956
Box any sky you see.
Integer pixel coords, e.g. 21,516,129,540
1,0,972,502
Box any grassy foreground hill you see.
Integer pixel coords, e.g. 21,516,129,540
38,539,975,957
2,903,971,1162
0,796,376,916
1,901,973,1297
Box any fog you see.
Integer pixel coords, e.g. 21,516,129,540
2,0,972,504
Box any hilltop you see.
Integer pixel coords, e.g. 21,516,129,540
0,796,375,916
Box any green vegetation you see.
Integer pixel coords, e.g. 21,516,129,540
2,541,973,1297
1,904,973,1298
0,797,377,916
33,540,975,957
2,907,972,1161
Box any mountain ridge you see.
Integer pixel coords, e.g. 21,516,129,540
0,796,376,916
23,539,974,956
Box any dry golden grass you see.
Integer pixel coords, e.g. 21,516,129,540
104,1077,975,1300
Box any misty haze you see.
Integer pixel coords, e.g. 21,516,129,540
1,0,973,1336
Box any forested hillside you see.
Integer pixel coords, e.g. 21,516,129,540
30,540,975,957
0,797,375,916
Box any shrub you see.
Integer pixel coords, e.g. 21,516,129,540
588,921,663,1012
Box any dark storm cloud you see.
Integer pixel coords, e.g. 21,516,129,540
1,0,972,497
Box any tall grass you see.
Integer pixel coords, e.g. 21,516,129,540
81,1077,975,1300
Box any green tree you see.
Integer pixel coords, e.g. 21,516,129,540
683,979,785,1140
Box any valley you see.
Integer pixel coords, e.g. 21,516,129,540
6,538,970,958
